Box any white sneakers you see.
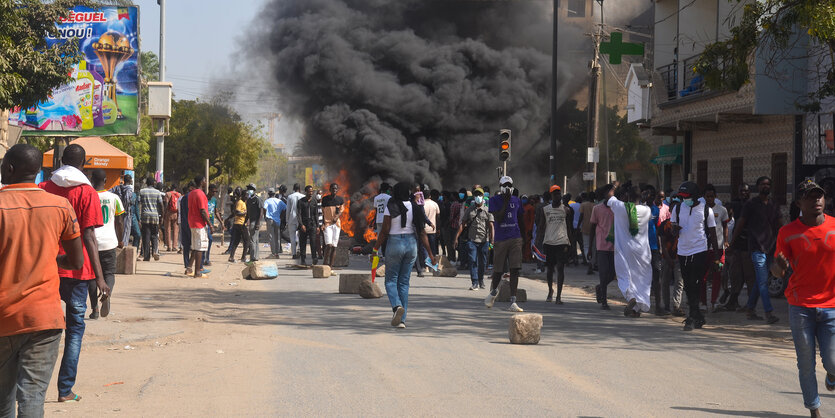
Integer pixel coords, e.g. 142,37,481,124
396,322,406,328
508,303,524,312
485,290,499,308
391,306,405,326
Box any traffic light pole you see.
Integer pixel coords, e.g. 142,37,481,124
549,0,559,186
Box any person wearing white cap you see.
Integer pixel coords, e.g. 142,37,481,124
484,176,525,312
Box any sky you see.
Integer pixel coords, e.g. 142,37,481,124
132,0,299,148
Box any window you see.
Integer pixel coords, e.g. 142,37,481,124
567,0,585,18
771,152,788,205
697,160,708,192
730,158,743,200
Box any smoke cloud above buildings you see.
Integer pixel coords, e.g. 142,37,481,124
244,0,647,190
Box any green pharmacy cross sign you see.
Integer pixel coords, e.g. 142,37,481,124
599,32,644,65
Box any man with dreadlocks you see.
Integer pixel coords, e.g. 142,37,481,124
604,182,653,318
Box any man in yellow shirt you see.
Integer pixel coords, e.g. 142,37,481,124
226,188,250,262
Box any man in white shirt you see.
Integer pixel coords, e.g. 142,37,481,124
604,182,652,317
671,181,719,331
285,184,305,259
88,169,124,319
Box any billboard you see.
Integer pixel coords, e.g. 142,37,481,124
8,6,140,136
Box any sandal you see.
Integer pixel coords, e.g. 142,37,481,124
58,392,81,402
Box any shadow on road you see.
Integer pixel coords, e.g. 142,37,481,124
128,275,794,355
671,406,806,417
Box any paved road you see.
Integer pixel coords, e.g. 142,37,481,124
43,246,815,417
252,253,807,417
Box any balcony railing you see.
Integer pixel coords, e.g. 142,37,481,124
657,63,677,101
680,54,705,97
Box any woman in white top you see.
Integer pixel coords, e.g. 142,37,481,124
373,182,436,328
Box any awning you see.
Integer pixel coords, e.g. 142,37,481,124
652,143,683,165
43,136,133,170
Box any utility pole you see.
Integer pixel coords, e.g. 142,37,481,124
586,0,606,191
156,0,166,182
549,0,558,186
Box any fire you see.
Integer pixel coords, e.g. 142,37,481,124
332,170,378,242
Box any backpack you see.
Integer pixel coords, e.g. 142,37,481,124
674,201,711,244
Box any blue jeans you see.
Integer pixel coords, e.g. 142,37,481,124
467,241,489,286
57,278,89,397
205,225,213,264
0,329,62,418
385,234,418,322
789,305,835,410
746,251,774,313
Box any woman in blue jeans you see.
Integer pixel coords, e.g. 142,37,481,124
374,182,436,329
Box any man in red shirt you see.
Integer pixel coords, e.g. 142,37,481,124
188,175,212,278
39,144,110,402
773,180,835,417
0,144,85,416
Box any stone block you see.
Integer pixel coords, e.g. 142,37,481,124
247,261,278,280
241,265,252,280
495,282,527,302
312,265,332,278
436,255,458,277
116,246,137,275
375,265,385,278
332,246,350,267
508,313,542,345
358,279,383,299
339,274,370,294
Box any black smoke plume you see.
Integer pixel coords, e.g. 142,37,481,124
244,0,642,191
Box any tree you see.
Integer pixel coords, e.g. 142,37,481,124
695,0,835,111
160,95,267,186
247,147,289,190
0,0,119,109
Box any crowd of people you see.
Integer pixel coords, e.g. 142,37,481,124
3,140,835,416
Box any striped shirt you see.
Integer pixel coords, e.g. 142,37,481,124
139,187,164,224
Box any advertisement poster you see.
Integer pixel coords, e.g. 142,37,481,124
8,6,140,136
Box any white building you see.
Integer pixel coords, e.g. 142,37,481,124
629,0,832,206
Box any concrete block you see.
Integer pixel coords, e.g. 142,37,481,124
339,274,370,294
508,313,542,345
248,261,278,280
312,265,332,278
241,265,252,280
375,265,385,278
116,246,136,275
358,279,383,299
332,246,350,267
496,282,527,302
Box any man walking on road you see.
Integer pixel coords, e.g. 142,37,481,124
591,184,616,310
163,184,181,252
772,180,835,418
321,183,345,267
455,188,493,290
0,144,86,416
605,182,653,317
264,188,286,259
40,144,110,402
188,176,212,277
297,186,320,266
88,169,124,319
139,177,164,261
245,184,264,263
374,182,392,233
672,182,719,331
730,176,781,324
286,184,304,258
536,185,573,304
484,176,525,312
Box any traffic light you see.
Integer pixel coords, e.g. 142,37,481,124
499,129,511,162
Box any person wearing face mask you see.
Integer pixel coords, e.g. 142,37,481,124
484,176,526,312
729,176,782,324
455,188,493,290
671,182,719,331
